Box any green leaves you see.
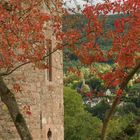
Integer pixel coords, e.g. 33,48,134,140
64,87,102,140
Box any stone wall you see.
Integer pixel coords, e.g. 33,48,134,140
0,50,63,140
0,1,63,139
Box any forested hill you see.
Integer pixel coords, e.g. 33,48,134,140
62,13,125,51
63,13,125,31
62,13,127,69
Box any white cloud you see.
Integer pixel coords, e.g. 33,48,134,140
63,0,105,11
63,0,104,7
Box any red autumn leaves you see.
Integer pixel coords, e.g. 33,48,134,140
13,83,22,92
0,0,51,69
0,0,140,99
64,0,140,97
100,69,127,88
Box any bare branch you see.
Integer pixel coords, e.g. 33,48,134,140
0,48,59,77
101,61,140,140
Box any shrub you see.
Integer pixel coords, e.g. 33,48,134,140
107,113,135,140
91,100,110,120
64,87,102,140
117,102,137,115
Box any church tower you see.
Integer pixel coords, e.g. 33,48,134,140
0,0,64,140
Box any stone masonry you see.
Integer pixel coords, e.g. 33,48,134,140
0,1,63,140
0,47,63,140
0,1,64,138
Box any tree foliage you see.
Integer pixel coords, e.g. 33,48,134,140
0,0,62,139
64,87,102,140
0,0,140,139
63,1,140,140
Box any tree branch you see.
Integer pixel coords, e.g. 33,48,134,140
0,48,59,77
101,61,140,140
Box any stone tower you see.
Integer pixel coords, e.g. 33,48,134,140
0,1,64,140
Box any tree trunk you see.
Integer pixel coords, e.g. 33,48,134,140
101,96,120,140
0,77,33,140
101,62,140,140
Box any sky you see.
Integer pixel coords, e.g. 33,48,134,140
63,0,104,8
63,0,106,12
63,0,116,13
